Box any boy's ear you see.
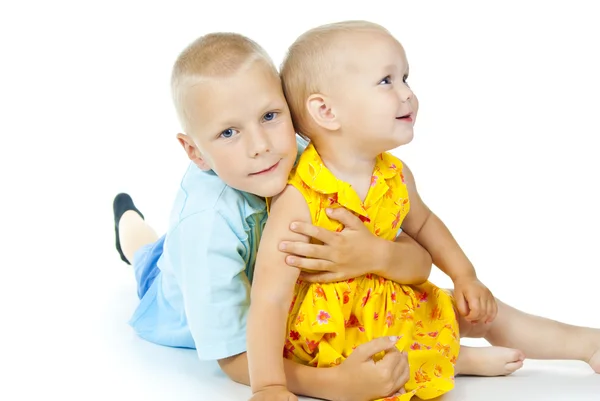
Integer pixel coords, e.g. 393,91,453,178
306,94,341,131
176,133,211,171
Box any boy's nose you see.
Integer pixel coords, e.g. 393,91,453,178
248,129,271,157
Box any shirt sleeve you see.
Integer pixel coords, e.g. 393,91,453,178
295,134,309,162
166,210,251,360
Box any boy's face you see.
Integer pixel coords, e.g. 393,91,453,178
327,30,419,155
178,61,298,197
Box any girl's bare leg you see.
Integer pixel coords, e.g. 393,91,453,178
459,297,600,373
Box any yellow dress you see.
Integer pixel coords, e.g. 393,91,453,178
282,144,460,401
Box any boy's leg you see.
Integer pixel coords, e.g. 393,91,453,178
113,193,158,264
459,297,600,373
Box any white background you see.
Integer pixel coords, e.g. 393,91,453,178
1,0,599,400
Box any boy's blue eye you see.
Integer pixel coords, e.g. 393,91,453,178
264,111,277,121
220,128,235,138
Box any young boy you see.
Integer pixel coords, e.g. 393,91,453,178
113,31,435,401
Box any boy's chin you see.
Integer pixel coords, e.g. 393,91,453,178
238,178,287,199
256,182,287,198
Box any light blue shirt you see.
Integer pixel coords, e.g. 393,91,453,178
129,135,308,360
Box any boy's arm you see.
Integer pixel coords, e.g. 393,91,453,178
220,338,409,401
399,162,497,322
219,352,338,400
376,231,432,283
279,207,432,284
247,185,310,395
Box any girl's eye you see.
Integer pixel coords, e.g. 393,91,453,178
379,75,392,85
220,128,238,139
264,111,278,121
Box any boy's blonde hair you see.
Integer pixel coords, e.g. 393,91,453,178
171,32,278,134
280,20,391,138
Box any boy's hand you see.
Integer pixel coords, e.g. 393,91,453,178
453,275,498,324
249,386,297,401
333,336,409,401
279,207,382,282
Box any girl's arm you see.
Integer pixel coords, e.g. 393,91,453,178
247,185,312,395
398,162,477,281
399,162,496,323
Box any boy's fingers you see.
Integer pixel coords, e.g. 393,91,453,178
280,241,328,260
325,207,362,229
353,336,399,361
300,271,342,283
285,255,333,271
290,221,338,244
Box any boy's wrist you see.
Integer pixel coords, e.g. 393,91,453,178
285,357,343,401
373,237,392,277
325,365,347,401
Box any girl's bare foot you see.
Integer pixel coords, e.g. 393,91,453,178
456,346,525,376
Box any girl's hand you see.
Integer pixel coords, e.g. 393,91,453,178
249,386,298,401
279,207,384,282
453,275,498,324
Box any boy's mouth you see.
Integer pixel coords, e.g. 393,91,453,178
250,160,281,176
